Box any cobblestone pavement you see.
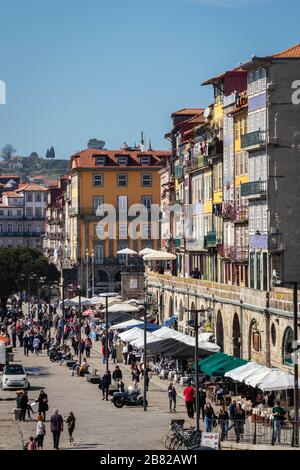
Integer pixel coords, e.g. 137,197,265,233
0,342,191,450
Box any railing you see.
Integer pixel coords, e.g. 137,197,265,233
241,130,266,148
0,232,42,237
189,155,207,171
222,202,236,220
204,231,217,248
235,204,248,223
240,180,267,197
208,139,223,158
222,245,248,262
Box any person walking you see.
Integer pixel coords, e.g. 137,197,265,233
36,390,49,421
36,414,46,450
234,403,246,443
50,410,64,450
183,381,195,419
18,327,24,348
112,365,122,383
131,365,140,385
85,337,92,358
102,370,111,401
66,411,76,446
23,332,30,357
111,344,117,364
272,400,286,444
228,398,237,431
11,324,17,348
122,343,128,364
218,405,229,441
33,336,41,355
72,336,79,356
19,391,29,422
167,382,177,413
204,402,217,432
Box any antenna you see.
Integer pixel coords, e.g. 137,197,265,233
141,131,145,146
148,138,152,151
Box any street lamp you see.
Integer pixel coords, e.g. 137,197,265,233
91,249,95,298
99,292,119,372
86,248,89,298
143,287,153,412
182,306,212,433
273,278,299,447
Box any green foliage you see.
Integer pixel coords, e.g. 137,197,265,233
49,146,55,159
0,247,60,318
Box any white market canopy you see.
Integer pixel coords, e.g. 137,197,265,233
90,296,122,306
119,325,220,356
111,319,143,330
116,248,137,255
143,250,176,261
64,296,96,307
119,327,144,343
260,372,295,391
106,303,140,314
225,362,260,382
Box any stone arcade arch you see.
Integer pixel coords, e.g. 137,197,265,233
232,313,241,358
168,296,174,318
282,326,294,366
216,310,224,351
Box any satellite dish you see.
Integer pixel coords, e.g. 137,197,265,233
204,107,211,119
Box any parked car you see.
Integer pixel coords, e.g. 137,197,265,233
0,364,30,391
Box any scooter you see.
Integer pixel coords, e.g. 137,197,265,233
112,386,148,408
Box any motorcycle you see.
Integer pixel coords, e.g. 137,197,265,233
112,387,148,408
47,344,62,362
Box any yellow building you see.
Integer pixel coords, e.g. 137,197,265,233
65,147,170,292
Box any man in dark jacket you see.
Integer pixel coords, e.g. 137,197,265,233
19,391,29,422
112,366,122,382
102,370,112,401
50,409,64,450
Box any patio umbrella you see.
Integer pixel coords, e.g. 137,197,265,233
139,248,155,256
65,296,96,307
82,309,95,316
106,303,139,313
117,248,137,265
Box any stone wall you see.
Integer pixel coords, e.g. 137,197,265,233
147,272,300,373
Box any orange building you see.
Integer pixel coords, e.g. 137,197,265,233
64,146,170,292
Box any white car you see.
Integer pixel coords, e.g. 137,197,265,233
1,364,30,391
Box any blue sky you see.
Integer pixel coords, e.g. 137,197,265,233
0,0,299,158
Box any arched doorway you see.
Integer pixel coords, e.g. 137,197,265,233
249,319,262,360
168,296,174,318
114,271,121,283
216,310,224,351
232,313,241,358
179,299,184,322
282,327,294,366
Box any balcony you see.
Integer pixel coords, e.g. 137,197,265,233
173,238,181,248
189,155,208,171
240,180,267,198
68,207,78,216
0,232,42,237
207,139,223,158
241,130,266,149
204,231,217,248
222,245,248,262
174,165,183,179
235,205,248,223
222,202,236,220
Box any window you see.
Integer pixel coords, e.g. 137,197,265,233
26,193,33,202
140,155,150,165
94,245,104,264
27,225,32,233
18,225,22,233
117,174,128,186
271,323,276,347
141,223,151,239
0,224,2,232
93,196,104,215
35,207,42,218
141,195,152,209
7,210,12,217
235,154,240,176
244,152,248,174
141,173,152,187
7,224,12,233
36,225,41,233
118,195,128,211
17,210,22,216
0,210,3,216
35,193,41,202
95,156,106,165
118,156,128,166
283,327,294,365
93,174,103,186
235,120,239,140
250,252,255,288
218,164,222,189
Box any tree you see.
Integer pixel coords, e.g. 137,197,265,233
0,247,60,319
45,148,50,159
49,146,55,159
87,138,106,150
29,152,39,160
1,144,17,162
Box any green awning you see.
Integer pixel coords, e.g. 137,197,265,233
200,352,248,377
195,352,227,370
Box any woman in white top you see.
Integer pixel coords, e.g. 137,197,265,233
36,413,46,450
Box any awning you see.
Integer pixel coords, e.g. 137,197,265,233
225,362,260,381
200,352,247,377
164,316,178,327
110,319,143,330
143,250,176,261
259,372,295,391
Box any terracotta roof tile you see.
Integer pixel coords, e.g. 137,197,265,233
3,191,23,198
171,108,204,117
70,149,171,170
272,43,300,58
16,183,48,192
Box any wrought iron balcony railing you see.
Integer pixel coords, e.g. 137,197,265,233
240,180,267,198
241,130,266,149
